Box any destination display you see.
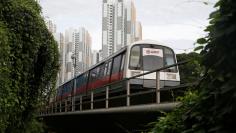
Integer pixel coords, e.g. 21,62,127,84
143,48,163,57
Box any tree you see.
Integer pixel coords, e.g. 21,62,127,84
151,0,236,132
183,0,236,132
176,52,202,84
0,0,59,132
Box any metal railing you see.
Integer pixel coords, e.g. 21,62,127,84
40,61,193,116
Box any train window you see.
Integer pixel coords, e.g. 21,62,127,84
129,46,141,70
112,55,122,74
94,67,100,80
92,68,97,81
120,53,126,71
77,72,88,88
89,68,96,83
104,63,108,77
64,84,67,93
107,60,112,76
63,83,67,93
95,67,99,80
88,71,91,83
83,72,88,84
99,64,105,78
76,74,83,89
67,80,73,92
164,48,177,72
62,80,74,95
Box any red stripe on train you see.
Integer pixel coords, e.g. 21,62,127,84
61,71,124,98
87,71,124,91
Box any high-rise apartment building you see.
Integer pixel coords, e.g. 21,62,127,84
102,0,115,59
74,27,92,75
135,21,142,41
45,17,65,87
92,50,100,66
45,17,57,34
125,0,136,46
53,33,65,85
64,28,75,81
64,27,92,81
98,50,103,62
102,0,141,59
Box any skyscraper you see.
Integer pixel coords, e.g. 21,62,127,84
125,0,136,46
45,17,57,34
64,28,75,81
74,27,92,75
102,0,115,59
45,17,65,87
99,50,103,62
53,33,65,85
135,21,142,41
92,50,100,66
64,27,92,81
102,0,141,59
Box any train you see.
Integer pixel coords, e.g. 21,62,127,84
55,40,180,103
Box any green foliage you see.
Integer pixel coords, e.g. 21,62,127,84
182,0,236,132
0,0,59,132
24,117,45,133
151,0,236,132
177,52,202,84
149,91,199,133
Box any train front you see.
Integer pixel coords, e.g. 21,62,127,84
126,40,180,89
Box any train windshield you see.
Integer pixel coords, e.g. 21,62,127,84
164,48,177,72
129,46,141,70
129,44,177,72
142,48,163,71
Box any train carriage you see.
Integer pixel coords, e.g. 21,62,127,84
56,40,180,101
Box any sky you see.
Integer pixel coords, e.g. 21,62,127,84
40,0,217,53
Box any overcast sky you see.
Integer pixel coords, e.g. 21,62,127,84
40,0,217,53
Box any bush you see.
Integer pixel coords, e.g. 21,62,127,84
150,91,199,133
0,0,59,132
151,0,236,132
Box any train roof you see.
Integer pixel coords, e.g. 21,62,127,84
133,39,163,45
133,39,173,50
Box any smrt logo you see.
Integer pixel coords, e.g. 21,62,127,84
146,50,151,54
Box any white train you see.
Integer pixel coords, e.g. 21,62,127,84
56,40,180,100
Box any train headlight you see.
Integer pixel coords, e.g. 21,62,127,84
167,73,176,80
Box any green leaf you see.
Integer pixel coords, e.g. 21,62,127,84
194,46,204,51
196,38,207,44
209,11,220,19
